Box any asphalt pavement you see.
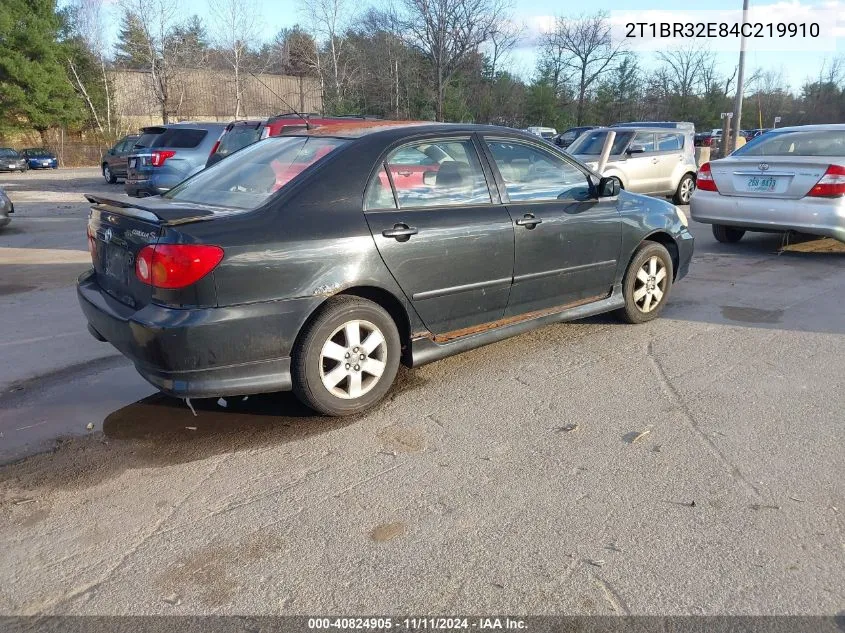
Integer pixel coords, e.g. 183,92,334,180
0,169,842,615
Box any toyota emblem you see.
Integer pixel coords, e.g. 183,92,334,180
103,228,113,243
759,163,769,171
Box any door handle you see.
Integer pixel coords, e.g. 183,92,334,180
396,170,412,177
515,214,542,229
382,223,418,242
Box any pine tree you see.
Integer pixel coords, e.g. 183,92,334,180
0,0,85,133
114,11,150,69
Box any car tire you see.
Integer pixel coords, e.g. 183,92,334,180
616,241,674,324
103,164,117,184
673,173,695,204
712,224,745,243
292,295,401,416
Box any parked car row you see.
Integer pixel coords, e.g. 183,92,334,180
102,114,380,197
0,148,58,172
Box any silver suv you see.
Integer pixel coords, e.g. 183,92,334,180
568,126,699,204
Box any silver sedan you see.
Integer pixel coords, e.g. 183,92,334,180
690,124,845,243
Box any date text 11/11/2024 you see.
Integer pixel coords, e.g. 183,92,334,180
307,618,528,630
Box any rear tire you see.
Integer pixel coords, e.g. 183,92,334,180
673,173,695,204
712,224,745,243
292,296,401,416
103,164,117,184
616,242,674,324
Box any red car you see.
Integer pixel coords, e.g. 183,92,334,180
206,114,380,167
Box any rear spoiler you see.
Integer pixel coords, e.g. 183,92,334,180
84,194,229,226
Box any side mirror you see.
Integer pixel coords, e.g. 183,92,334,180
627,145,645,155
423,171,437,186
598,176,620,198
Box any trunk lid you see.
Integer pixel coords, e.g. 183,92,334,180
86,195,226,309
709,156,831,199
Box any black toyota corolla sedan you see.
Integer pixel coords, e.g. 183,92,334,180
78,122,694,415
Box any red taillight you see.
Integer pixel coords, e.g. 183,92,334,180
696,162,718,192
135,244,224,289
150,150,176,167
808,165,845,198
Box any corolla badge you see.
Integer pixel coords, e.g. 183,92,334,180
103,228,113,243
759,163,769,171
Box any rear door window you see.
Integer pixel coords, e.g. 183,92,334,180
656,133,682,151
631,132,656,152
151,128,208,148
368,139,491,210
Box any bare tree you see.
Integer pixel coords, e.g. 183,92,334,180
656,45,714,113
487,18,522,81
117,0,201,122
66,0,115,134
400,0,507,121
547,11,625,125
300,0,357,113
209,0,263,118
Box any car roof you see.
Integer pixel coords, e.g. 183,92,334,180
763,123,845,133
587,126,686,134
302,121,557,140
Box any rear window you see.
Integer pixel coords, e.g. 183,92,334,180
163,136,347,210
732,130,845,157
215,126,262,156
134,132,161,149
0,148,19,157
151,128,208,149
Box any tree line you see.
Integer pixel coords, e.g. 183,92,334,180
1,0,844,143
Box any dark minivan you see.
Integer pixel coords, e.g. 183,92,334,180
125,122,226,197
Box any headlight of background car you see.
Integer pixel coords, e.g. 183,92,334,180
674,205,688,227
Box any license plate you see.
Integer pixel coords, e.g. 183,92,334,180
746,176,777,192
103,247,127,282
42,161,50,166
8,164,16,169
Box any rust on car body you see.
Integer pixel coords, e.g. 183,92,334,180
430,293,610,343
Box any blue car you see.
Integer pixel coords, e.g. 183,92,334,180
21,148,58,169
125,122,227,197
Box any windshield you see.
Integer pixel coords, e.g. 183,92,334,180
568,131,634,156
163,136,347,210
0,148,20,158
732,130,845,157
24,148,52,157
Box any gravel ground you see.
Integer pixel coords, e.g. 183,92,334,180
0,169,842,616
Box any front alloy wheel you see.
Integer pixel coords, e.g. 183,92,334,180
293,296,400,415
617,242,674,324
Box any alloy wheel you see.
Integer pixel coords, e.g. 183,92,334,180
633,256,667,313
319,319,387,399
679,177,694,203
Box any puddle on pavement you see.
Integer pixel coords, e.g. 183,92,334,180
369,521,406,542
720,306,784,324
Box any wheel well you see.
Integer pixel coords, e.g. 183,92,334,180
642,232,680,279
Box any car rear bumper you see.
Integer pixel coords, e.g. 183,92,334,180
125,179,164,197
77,270,322,398
690,190,845,242
0,215,10,228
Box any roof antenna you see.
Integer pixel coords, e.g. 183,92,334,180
246,69,311,130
